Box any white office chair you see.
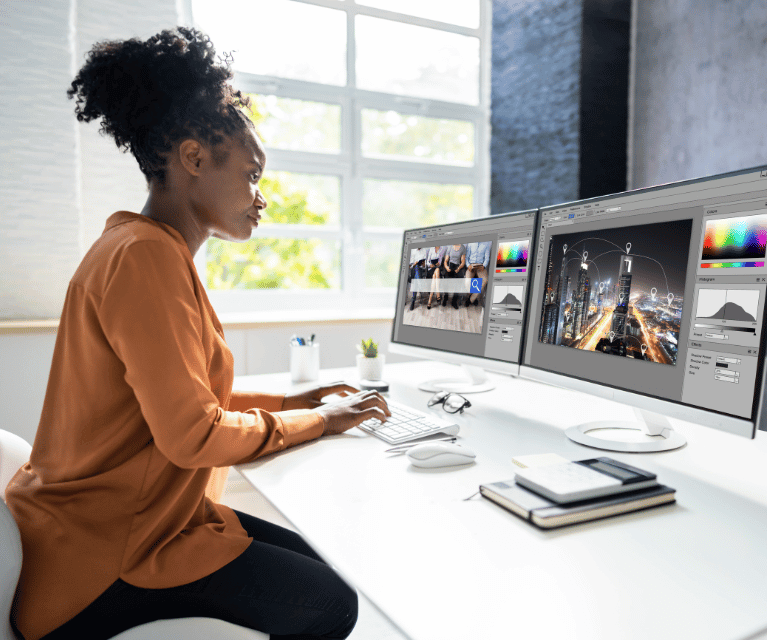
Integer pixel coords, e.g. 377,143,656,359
0,429,267,640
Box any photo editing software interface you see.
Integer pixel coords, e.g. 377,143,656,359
392,211,536,364
523,167,767,422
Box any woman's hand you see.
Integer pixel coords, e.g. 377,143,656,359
315,389,391,436
283,382,360,411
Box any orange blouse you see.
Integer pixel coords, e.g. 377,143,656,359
5,212,325,640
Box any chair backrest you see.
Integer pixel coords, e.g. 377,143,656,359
0,430,31,640
0,501,22,640
0,430,31,498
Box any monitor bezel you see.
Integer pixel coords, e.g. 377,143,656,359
389,209,538,377
520,164,767,438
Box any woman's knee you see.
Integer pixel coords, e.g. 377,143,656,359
329,579,358,639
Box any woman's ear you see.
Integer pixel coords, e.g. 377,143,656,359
178,139,205,177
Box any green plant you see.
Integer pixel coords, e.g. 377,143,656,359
357,338,379,358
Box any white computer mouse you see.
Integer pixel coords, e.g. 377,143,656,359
406,442,476,468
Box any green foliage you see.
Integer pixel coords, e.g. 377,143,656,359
362,109,474,165
206,236,338,290
364,240,400,288
357,337,379,358
362,179,473,229
251,95,340,154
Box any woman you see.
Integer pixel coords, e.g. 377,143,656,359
5,27,389,640
442,244,467,308
425,245,446,309
407,247,429,310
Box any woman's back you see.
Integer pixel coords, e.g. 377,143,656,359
5,212,318,639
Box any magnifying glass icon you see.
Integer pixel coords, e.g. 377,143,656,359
470,279,481,294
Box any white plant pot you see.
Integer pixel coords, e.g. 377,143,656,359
357,354,385,381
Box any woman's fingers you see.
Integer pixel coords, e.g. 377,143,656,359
316,390,391,435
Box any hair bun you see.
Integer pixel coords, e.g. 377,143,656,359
67,27,252,185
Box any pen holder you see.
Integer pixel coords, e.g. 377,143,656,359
290,343,320,383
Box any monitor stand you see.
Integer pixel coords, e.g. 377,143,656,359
565,407,687,453
417,364,495,394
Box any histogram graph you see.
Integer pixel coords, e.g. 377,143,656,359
696,289,760,322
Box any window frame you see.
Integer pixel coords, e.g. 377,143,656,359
187,0,492,314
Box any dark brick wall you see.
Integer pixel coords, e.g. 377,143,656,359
490,0,631,213
490,0,583,214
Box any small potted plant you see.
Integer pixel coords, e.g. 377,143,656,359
356,338,385,381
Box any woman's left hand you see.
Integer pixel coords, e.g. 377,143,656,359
283,381,360,411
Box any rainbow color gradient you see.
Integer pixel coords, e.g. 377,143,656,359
702,214,767,261
700,261,764,269
497,240,529,269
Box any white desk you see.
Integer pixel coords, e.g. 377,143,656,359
235,361,767,640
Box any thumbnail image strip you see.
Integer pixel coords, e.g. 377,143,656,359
539,218,693,365
702,213,767,261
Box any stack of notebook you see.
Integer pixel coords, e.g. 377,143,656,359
480,454,676,529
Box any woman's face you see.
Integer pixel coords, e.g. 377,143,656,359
193,127,268,243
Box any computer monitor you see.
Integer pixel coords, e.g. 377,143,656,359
522,165,767,452
389,210,538,393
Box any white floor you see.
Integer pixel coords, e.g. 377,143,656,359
220,469,408,640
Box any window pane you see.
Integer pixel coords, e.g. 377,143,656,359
261,172,340,226
357,0,479,28
364,239,401,288
192,0,346,85
362,109,474,165
363,180,473,228
356,16,479,104
206,237,341,290
249,95,340,154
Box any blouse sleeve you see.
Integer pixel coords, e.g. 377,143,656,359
98,240,324,469
228,390,285,413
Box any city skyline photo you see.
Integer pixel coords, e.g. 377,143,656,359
538,218,693,365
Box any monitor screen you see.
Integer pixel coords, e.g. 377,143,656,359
523,166,767,431
391,210,537,372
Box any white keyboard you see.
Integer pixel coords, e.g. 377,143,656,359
356,399,460,444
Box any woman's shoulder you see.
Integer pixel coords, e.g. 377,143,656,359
72,212,193,295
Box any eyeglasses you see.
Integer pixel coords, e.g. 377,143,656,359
427,391,471,414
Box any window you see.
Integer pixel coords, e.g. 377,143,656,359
189,0,490,313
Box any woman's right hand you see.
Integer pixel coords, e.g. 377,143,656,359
315,390,391,436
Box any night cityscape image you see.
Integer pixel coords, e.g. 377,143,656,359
538,219,693,365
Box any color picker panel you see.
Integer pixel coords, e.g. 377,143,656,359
497,240,529,269
702,214,767,261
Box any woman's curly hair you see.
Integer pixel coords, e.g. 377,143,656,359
67,26,254,186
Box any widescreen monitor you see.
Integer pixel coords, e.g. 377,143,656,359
522,165,767,451
389,210,538,392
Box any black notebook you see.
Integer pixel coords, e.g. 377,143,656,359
480,479,676,529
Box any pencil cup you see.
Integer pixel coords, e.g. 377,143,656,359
290,343,320,383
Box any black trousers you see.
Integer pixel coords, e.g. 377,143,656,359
40,510,358,640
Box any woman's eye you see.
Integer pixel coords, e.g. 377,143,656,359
250,173,260,182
